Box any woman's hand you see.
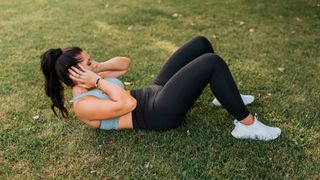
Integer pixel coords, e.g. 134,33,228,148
68,64,102,88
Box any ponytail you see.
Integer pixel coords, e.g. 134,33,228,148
40,48,69,118
40,47,83,118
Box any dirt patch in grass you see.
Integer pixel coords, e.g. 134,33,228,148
0,112,6,121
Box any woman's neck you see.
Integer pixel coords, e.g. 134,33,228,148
72,85,94,97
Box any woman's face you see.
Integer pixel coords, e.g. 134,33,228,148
77,50,99,72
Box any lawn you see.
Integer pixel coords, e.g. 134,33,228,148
0,0,319,178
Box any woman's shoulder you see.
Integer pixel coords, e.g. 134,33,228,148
71,95,106,121
72,95,98,111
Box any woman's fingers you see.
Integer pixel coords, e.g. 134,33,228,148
77,63,87,72
71,66,85,75
68,75,77,82
68,70,84,83
70,75,84,84
68,73,81,81
68,68,79,77
68,64,92,86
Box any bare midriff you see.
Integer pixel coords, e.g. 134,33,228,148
118,90,134,129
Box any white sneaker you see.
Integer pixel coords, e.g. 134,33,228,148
212,94,255,106
231,115,281,141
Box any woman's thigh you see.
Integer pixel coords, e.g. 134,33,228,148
154,53,217,116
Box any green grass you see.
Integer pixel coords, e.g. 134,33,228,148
0,0,319,178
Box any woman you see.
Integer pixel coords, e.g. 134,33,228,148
40,36,281,141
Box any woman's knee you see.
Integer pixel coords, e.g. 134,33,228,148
200,53,228,69
193,35,209,43
192,36,214,52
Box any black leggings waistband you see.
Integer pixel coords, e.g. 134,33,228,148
130,89,146,129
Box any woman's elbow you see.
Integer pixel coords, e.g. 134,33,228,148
122,57,131,70
125,97,137,111
132,98,137,109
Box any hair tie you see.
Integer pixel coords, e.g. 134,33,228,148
52,48,63,60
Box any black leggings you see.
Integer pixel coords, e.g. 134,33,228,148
130,36,250,131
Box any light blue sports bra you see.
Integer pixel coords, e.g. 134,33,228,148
69,77,125,129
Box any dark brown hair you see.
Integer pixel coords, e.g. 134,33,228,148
40,47,82,118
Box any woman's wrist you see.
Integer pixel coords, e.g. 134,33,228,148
95,77,102,88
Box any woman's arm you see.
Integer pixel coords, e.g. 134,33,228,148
74,79,137,121
69,64,136,121
97,57,131,78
